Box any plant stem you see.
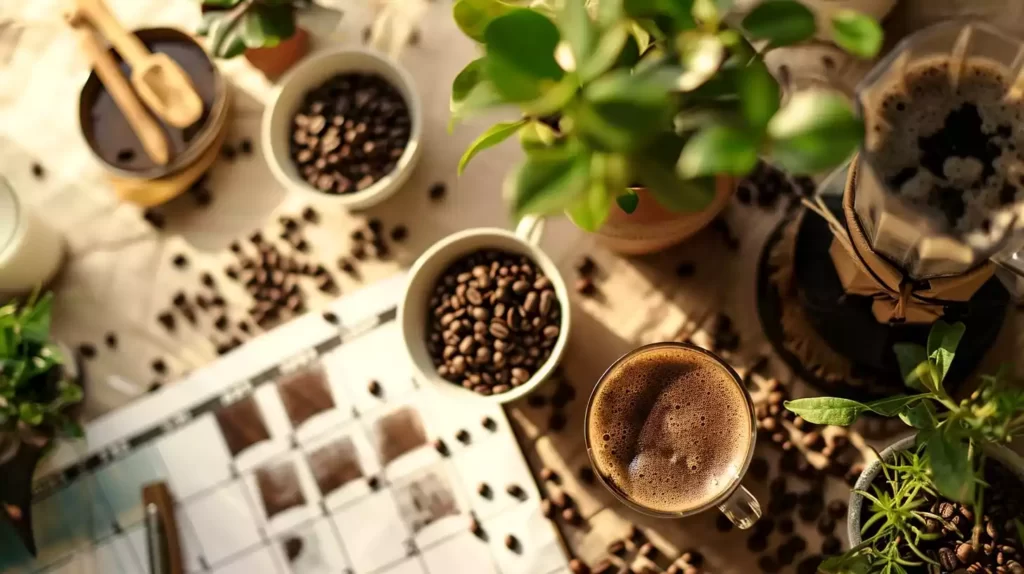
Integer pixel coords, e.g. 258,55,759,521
972,453,986,549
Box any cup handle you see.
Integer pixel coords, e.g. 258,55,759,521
717,484,761,529
515,215,545,246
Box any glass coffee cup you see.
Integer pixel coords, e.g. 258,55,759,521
584,342,760,528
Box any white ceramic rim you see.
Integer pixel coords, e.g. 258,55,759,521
397,220,571,405
261,46,423,208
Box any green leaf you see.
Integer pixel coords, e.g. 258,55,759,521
631,133,716,212
452,59,486,108
741,0,816,48
60,382,84,406
922,428,974,502
453,0,516,42
203,0,243,6
567,176,611,232
242,4,295,49
676,33,725,91
784,397,869,426
893,343,928,387
509,144,590,218
830,10,883,59
767,90,863,174
899,400,937,430
926,320,965,384
18,402,43,426
597,0,625,27
19,292,53,344
519,120,560,150
578,25,630,82
577,69,673,151
625,0,695,28
207,6,249,58
450,58,507,128
616,191,639,214
459,120,528,175
61,419,84,439
484,10,564,103
738,57,780,131
678,125,760,178
561,0,596,66
521,74,579,116
819,553,872,574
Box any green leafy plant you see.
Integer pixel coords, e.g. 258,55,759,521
820,446,955,574
197,0,308,58
450,0,884,231
0,292,83,440
787,320,1024,573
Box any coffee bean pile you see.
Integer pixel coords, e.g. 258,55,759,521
426,250,562,396
735,160,816,209
289,73,411,195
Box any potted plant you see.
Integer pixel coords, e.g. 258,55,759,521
0,291,84,465
449,0,884,253
785,321,1024,573
198,0,311,79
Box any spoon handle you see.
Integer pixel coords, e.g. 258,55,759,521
73,24,170,166
72,0,152,66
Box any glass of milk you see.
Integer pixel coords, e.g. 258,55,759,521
0,176,66,296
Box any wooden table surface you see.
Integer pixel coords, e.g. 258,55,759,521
2,0,1024,572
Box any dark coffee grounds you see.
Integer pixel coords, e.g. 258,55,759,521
289,73,410,195
872,57,1024,243
424,249,562,395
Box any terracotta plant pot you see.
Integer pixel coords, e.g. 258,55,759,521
245,27,309,80
592,176,735,255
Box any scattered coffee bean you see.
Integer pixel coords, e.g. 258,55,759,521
639,542,658,559
561,507,580,525
682,550,704,567
148,381,162,393
540,498,554,518
747,534,767,552
627,524,644,542
157,312,176,331
548,411,566,431
817,515,836,536
322,311,339,324
221,144,236,161
758,556,780,573
526,394,547,408
797,556,823,574
30,162,44,179
550,489,573,509
575,277,596,296
143,209,166,229
477,483,491,498
592,558,613,574
938,547,958,571
367,380,382,397
456,429,471,444
429,182,446,201
607,540,626,556
504,534,518,551
151,358,167,375
239,138,253,155
200,272,216,288
779,517,794,535
568,558,590,574
367,476,380,490
301,206,319,224
432,438,448,456
214,315,229,331
821,536,841,555
957,542,977,564
505,484,524,499
578,466,595,485
103,333,118,350
390,225,408,242
749,457,769,482
172,254,188,269
675,262,696,278
249,231,264,245
78,343,97,359
540,468,559,483
469,516,484,537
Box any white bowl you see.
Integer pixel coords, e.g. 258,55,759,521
261,47,422,209
398,218,572,405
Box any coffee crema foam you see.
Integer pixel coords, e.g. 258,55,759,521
587,347,752,514
869,56,1024,250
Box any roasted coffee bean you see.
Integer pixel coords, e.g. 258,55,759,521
958,542,978,564
568,558,590,574
562,507,580,524
104,332,118,350
779,517,794,535
591,558,613,574
758,556,780,573
575,277,596,295
30,162,45,179
368,380,383,397
143,209,166,229
539,467,559,483
821,536,841,556
157,312,176,331
151,358,167,374
747,534,767,552
433,438,448,456
469,516,484,537
78,343,97,359
715,513,734,532
578,466,595,485
607,540,626,556
505,484,524,499
939,502,956,519
939,547,958,571
749,457,770,482
172,254,189,269
390,225,408,242
477,483,491,498
548,411,566,431
456,429,470,443
817,516,836,535
429,182,446,200
540,498,554,518
827,500,848,519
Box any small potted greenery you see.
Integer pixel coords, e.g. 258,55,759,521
198,0,311,78
0,291,83,465
450,0,884,253
785,321,1024,574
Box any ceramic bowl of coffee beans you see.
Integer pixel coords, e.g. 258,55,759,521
399,220,571,404
262,47,421,209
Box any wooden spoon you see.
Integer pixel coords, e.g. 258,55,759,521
70,0,203,128
71,23,170,165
